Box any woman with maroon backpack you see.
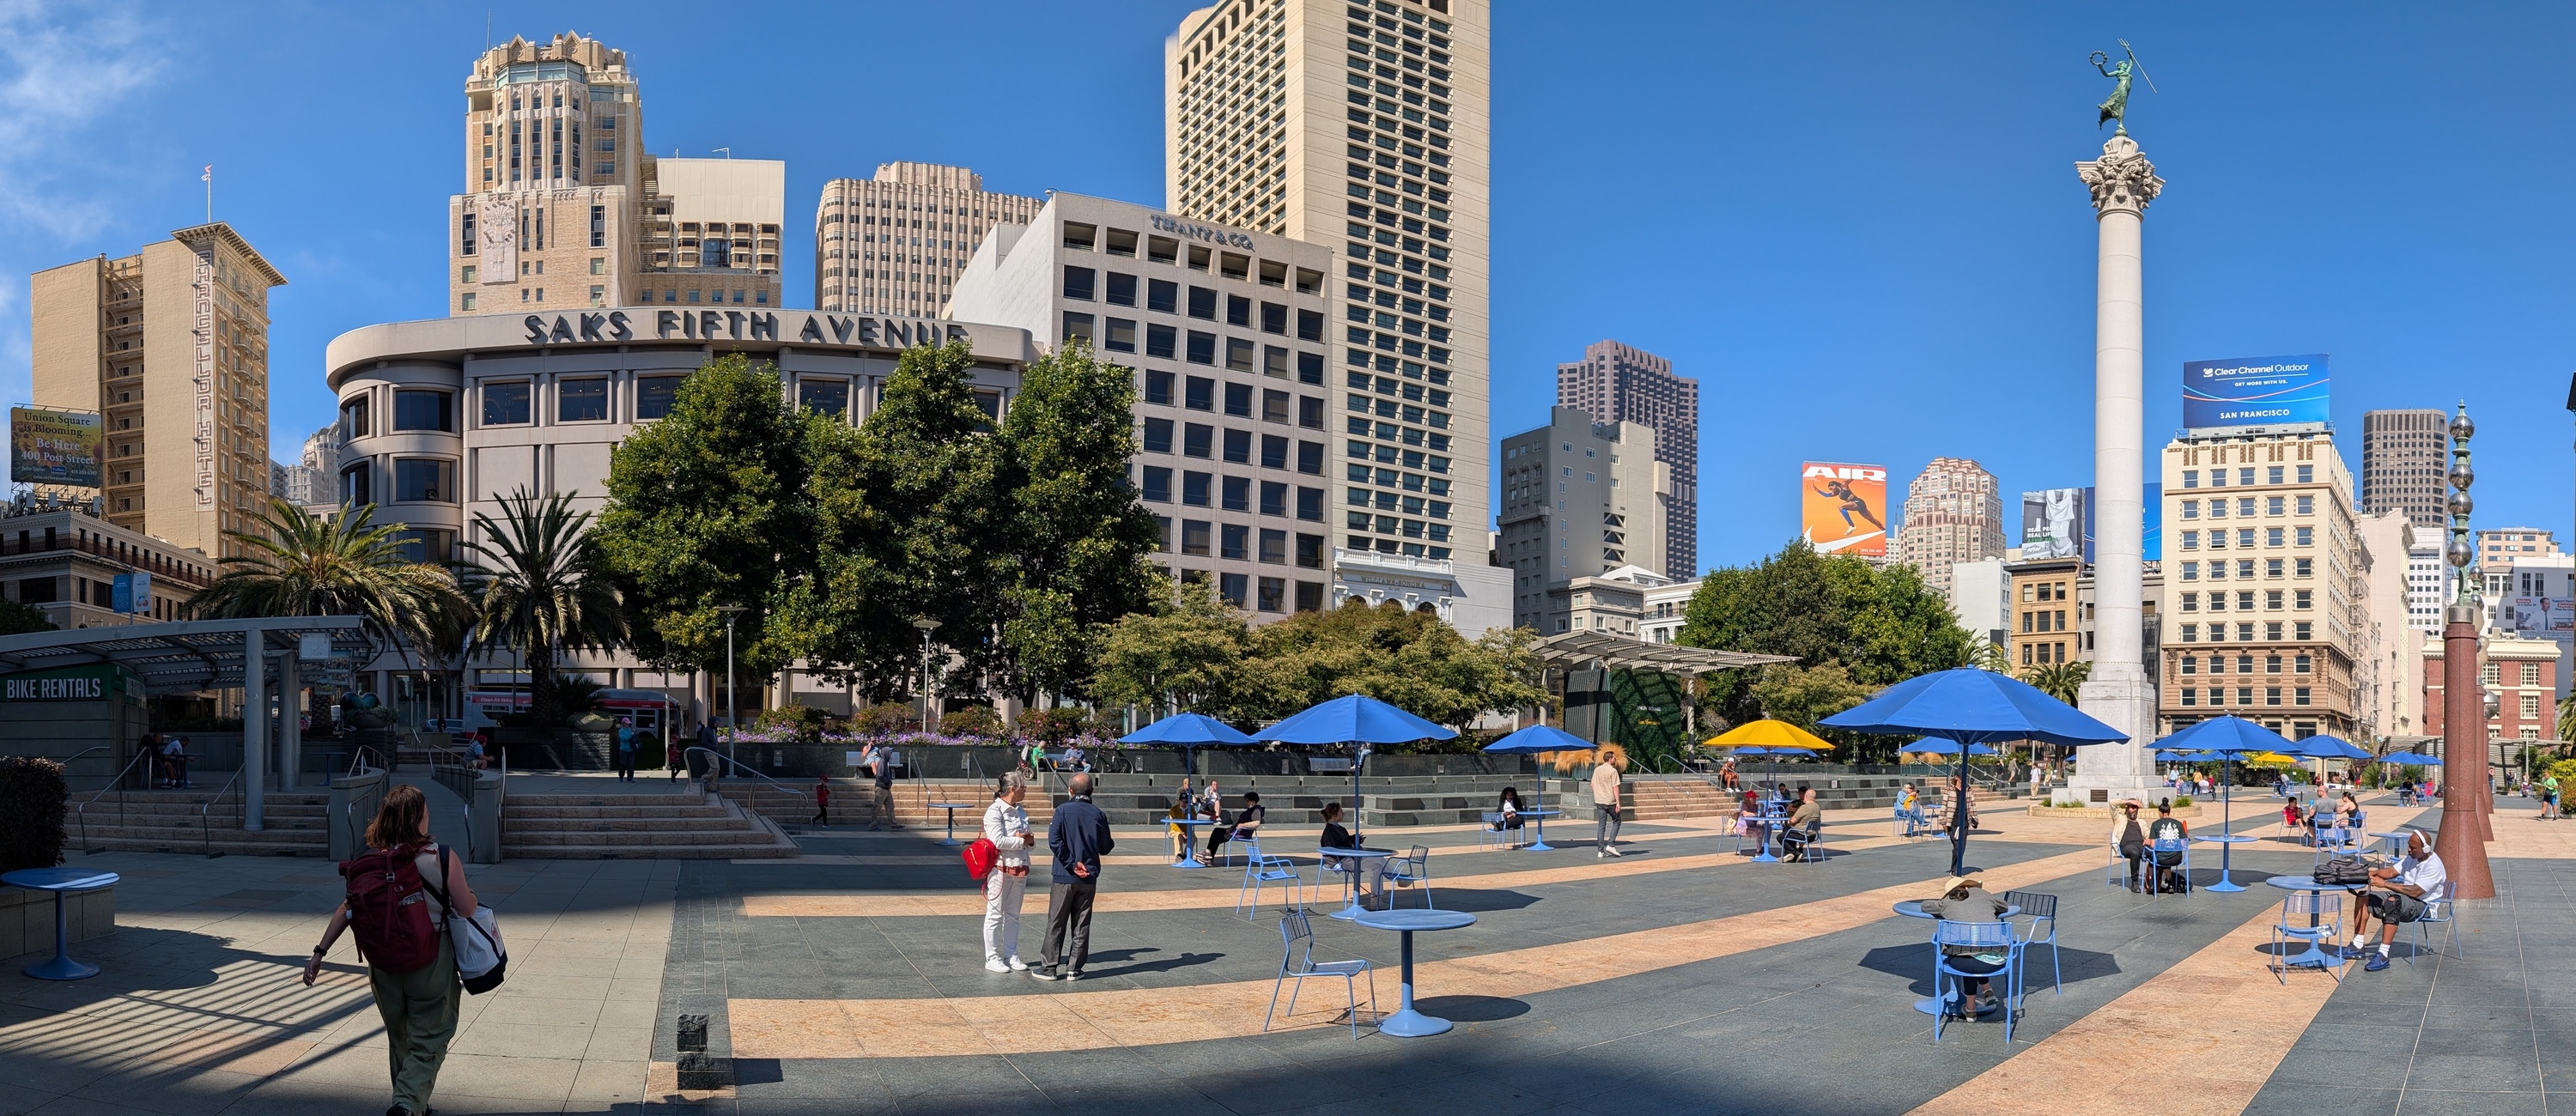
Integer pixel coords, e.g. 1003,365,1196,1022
303,784,481,1116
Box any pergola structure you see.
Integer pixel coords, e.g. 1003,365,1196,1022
0,616,371,829
1528,630,1796,743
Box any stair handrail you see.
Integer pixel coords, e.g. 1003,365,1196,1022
200,767,245,859
685,746,805,804
73,747,157,854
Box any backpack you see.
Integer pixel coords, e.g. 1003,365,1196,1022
2313,856,2372,886
340,842,442,974
963,837,998,882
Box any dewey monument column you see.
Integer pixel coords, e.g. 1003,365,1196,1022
2068,50,2165,804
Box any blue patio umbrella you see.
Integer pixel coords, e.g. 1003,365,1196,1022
1900,738,1998,756
1483,724,1594,852
2280,735,2373,762
2379,751,2444,767
2150,716,2300,891
1255,694,1459,838
1121,712,1256,779
1822,668,2127,876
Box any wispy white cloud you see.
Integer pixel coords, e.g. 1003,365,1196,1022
0,0,166,240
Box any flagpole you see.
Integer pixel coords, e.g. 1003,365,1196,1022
203,165,212,222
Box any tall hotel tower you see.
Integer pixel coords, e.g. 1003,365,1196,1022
1166,0,1491,563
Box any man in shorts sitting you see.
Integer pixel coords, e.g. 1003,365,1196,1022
2347,829,2445,973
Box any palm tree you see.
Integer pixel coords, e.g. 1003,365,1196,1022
2020,660,2092,706
191,498,470,663
458,486,627,726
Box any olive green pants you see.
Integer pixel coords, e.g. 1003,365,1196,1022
368,935,460,1113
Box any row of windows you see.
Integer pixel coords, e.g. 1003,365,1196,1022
2181,558,2315,580
2178,687,2312,707
1151,518,1327,569
2477,662,2549,686
2172,622,2314,642
339,458,455,506
2178,526,2315,550
1075,316,1324,381
1139,470,1322,520
2181,494,2317,519
1142,421,1323,470
1139,370,1324,425
2178,589,2316,611
2178,653,2314,676
2180,465,2315,488
1063,267,1325,339
1060,223,1325,291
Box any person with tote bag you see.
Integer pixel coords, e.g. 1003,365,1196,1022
303,784,503,1116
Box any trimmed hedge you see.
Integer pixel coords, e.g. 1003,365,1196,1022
0,757,67,873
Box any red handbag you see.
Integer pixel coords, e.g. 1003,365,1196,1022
963,837,998,882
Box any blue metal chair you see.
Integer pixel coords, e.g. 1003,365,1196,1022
1218,831,1260,871
2270,891,2343,985
2148,835,2190,896
2407,880,2461,964
1476,810,1504,851
1384,845,1433,909
2312,821,2360,867
2000,890,2061,996
1264,908,1376,1038
1782,818,1824,863
2105,834,2131,890
1237,853,1303,919
1929,920,2025,1045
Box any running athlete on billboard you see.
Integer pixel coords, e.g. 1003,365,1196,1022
1812,479,1885,539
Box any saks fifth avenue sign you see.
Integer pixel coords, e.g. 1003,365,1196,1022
522,309,975,349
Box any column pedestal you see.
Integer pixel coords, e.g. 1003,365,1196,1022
2436,610,2494,898
2064,665,2162,805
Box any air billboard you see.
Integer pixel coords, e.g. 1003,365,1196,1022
2183,354,2330,429
1801,462,1887,556
8,407,103,488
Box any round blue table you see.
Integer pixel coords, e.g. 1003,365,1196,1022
1353,907,1477,1036
927,803,974,846
1318,848,1396,920
1893,900,2018,1016
2369,831,2414,858
3,868,118,980
1510,809,1561,851
2195,834,2255,892
1164,818,1215,869
2263,876,2360,970
1747,813,1789,863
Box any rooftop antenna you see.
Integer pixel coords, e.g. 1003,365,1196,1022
713,147,731,159
201,164,212,222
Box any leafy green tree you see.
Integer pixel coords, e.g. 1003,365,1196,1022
0,598,53,636
994,340,1163,702
1748,664,1872,733
1241,600,1547,731
2020,660,2093,706
1092,577,1254,716
190,498,469,663
595,353,818,683
459,486,628,726
1676,539,1969,733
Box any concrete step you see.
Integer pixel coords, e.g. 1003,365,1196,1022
497,840,794,860
500,792,795,860
77,835,326,858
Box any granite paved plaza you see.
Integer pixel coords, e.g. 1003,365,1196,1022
3,791,2567,1114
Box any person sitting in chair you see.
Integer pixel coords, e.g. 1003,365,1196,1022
1320,802,1388,908
2146,801,2190,894
1493,786,1527,845
1206,790,1264,861
1917,875,2013,1017
2347,829,2445,973
1779,787,1824,860
2112,800,2150,892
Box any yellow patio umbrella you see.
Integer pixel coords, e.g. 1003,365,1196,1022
2246,751,2298,765
1704,718,1832,752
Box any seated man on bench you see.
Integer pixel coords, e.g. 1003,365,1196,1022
2347,829,2445,973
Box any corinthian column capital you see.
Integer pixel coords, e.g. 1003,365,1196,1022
2076,134,2164,218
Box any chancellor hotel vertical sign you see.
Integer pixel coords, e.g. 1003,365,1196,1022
191,245,217,511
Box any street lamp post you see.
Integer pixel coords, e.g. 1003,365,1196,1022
913,618,941,733
717,605,744,775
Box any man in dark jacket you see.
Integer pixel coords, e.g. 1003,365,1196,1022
1034,773,1114,981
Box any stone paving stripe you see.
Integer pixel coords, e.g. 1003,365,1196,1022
139,1028,317,1077
726,844,2111,1058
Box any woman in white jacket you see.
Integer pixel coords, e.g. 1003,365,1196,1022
982,772,1036,973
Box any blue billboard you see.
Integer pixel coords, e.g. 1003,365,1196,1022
2183,354,2329,428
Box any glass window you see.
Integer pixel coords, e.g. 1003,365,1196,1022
392,390,453,432
393,458,456,503
1227,337,1255,372
1227,294,1251,327
1224,428,1251,463
1222,523,1249,558
1183,423,1212,458
1297,486,1323,521
1181,519,1211,555
1062,312,1094,344
1141,466,1171,502
1296,532,1325,569
1142,417,1173,454
1185,376,1215,410
1062,266,1096,300
1261,302,1287,335
1261,434,1289,469
1106,272,1137,306
558,378,609,422
1298,351,1325,384
1257,575,1285,612
1187,331,1217,365
393,529,455,564
1103,318,1137,353
1148,279,1178,312
1145,369,1175,405
340,463,371,506
341,396,371,440
1298,440,1324,474
2295,526,2313,546
1261,481,1287,516
1182,470,1212,506
2297,464,2313,483
636,376,683,420
1146,324,1177,359
1223,476,1250,512
799,379,850,417
483,382,532,426
1188,287,1218,319
1219,572,1249,606
1224,382,1254,416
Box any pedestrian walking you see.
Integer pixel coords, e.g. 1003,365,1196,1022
982,772,1035,972
612,717,638,782
666,733,683,782
811,774,831,827
866,744,904,830
1032,772,1112,980
2542,773,2560,821
303,784,478,1116
1593,755,1624,858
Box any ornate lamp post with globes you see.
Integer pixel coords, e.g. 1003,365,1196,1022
2436,403,2496,898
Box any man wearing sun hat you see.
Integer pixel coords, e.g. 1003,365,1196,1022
1918,875,2014,1017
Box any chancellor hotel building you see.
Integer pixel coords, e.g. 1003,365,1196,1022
1166,0,1491,567
2158,429,2366,740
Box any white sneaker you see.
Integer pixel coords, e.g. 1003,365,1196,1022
1597,850,1607,858
984,958,1012,973
1005,956,1029,971
1609,848,1624,857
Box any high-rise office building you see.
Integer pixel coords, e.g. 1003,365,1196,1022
1165,0,1491,562
30,222,286,558
1497,406,1669,632
1557,339,1698,579
2406,537,2446,634
2158,431,2366,739
1893,457,2006,598
2360,409,2448,532
816,162,1043,317
447,33,781,317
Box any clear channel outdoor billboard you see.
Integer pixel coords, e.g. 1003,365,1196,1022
2182,354,2330,429
1801,462,1887,556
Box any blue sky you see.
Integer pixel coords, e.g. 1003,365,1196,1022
2,3,2568,573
